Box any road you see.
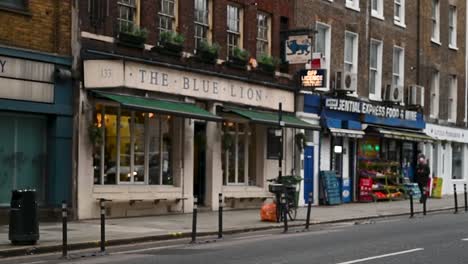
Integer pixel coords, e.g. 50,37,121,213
2,211,468,264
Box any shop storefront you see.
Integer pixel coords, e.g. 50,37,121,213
0,47,73,212
78,58,317,219
424,124,468,195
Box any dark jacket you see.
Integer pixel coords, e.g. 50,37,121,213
415,164,430,184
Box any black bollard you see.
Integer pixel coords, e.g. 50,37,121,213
454,184,459,214
281,193,288,233
409,192,414,218
423,194,427,216
62,201,68,258
191,197,198,243
464,184,467,212
218,193,223,239
100,199,106,252
305,192,312,230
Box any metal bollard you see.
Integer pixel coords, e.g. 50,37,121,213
305,192,312,230
191,197,198,243
218,193,223,239
454,184,459,214
100,199,106,252
281,193,288,233
423,193,427,216
62,201,68,258
409,192,414,218
464,184,467,212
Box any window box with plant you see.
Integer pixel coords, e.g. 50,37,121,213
152,31,185,57
117,24,149,48
257,54,279,74
227,47,250,69
195,40,220,64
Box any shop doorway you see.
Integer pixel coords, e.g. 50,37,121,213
193,122,206,206
303,145,314,204
348,139,356,202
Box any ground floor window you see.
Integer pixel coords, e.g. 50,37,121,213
0,113,47,205
452,143,463,180
92,104,173,185
222,122,255,185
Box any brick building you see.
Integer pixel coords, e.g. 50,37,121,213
74,0,314,219
291,0,465,204
0,0,74,220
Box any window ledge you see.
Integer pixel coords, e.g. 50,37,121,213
394,21,406,29
371,14,385,21
448,119,457,124
0,5,31,16
368,95,382,102
430,115,438,119
345,5,361,12
431,39,442,46
314,87,330,92
347,92,358,98
449,45,459,51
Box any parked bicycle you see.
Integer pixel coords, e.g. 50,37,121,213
267,176,302,222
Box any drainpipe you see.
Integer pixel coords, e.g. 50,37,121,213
416,0,421,85
465,1,468,127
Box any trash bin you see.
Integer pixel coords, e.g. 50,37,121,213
9,189,39,245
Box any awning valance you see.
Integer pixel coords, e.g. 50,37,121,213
93,91,222,122
221,107,320,130
370,126,433,142
329,128,365,138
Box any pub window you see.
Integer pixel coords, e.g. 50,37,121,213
0,0,26,10
117,0,138,31
222,122,251,185
452,143,463,180
194,0,210,49
266,128,282,160
158,0,177,35
256,12,270,57
227,4,242,57
92,105,173,185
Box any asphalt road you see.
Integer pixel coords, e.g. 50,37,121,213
3,211,468,264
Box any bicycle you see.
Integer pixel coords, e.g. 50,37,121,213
267,177,299,222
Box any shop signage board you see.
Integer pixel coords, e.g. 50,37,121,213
425,124,468,143
431,177,443,198
285,35,312,64
300,69,327,89
84,60,295,112
0,56,54,103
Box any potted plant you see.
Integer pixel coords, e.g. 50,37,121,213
257,53,279,74
195,40,220,64
117,24,148,48
227,47,250,69
153,31,185,56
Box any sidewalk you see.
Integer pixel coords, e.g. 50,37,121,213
0,196,457,257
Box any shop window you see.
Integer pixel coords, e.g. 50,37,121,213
256,12,271,57
452,143,463,180
266,128,282,160
194,0,210,49
158,0,177,35
222,122,252,185
117,0,138,31
0,0,26,10
92,106,173,185
227,5,242,57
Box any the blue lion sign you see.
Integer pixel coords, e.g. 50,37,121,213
285,35,312,64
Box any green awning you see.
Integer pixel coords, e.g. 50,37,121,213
94,91,222,122
222,107,320,130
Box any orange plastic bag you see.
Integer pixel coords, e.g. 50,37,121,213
260,202,277,222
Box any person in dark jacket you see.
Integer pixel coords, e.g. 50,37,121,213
415,154,430,203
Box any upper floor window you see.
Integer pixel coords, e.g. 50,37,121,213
346,0,360,11
448,75,457,122
315,23,331,90
431,0,440,43
394,0,405,26
369,39,383,100
0,0,26,10
392,46,404,88
448,5,457,49
430,71,440,118
344,31,358,74
227,5,242,57
256,12,270,57
371,0,384,19
194,0,210,49
118,0,138,31
158,0,176,35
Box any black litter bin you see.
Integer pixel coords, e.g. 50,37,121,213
9,189,39,245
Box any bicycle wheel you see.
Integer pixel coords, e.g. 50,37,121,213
288,206,297,221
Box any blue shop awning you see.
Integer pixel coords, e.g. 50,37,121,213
322,117,364,138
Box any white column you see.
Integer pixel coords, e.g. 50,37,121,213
182,118,195,212
205,103,222,210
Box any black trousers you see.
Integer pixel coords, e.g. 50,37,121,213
417,180,428,202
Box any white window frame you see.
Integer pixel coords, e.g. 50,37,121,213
394,0,406,28
346,0,360,12
222,123,250,186
315,22,331,91
227,4,242,57
392,46,405,88
431,0,440,44
117,0,139,31
256,12,271,57
369,39,383,101
448,5,458,50
158,0,177,35
344,31,358,74
430,71,440,118
371,0,384,20
448,75,458,123
194,0,210,49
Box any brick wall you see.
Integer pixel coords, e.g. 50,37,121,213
0,0,71,55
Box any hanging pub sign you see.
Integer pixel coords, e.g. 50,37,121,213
299,69,327,89
285,35,312,64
